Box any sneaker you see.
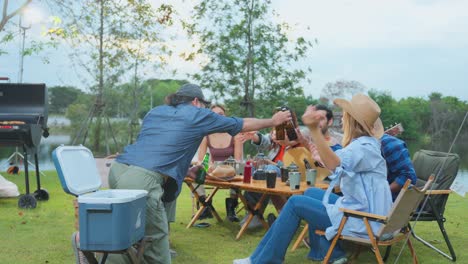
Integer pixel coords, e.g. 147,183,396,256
169,248,177,258
267,213,276,227
71,232,89,264
233,257,251,264
240,215,263,229
332,256,348,264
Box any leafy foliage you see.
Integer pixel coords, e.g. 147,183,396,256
48,86,84,114
46,0,174,151
49,76,468,153
186,0,314,117
63,79,185,151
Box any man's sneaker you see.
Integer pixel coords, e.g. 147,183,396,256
71,232,89,264
240,214,263,229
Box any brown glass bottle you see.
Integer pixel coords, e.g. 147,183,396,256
283,107,298,140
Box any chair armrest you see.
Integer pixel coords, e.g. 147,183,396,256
426,189,452,195
339,208,387,222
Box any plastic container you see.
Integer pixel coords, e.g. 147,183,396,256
53,145,148,251
78,189,147,251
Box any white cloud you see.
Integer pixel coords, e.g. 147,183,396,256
273,0,468,49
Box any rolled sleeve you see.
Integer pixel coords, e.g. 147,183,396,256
201,110,244,136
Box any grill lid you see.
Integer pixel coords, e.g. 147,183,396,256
0,83,48,128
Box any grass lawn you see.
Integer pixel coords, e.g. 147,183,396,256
0,171,467,264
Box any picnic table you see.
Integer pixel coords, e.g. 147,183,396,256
184,176,329,240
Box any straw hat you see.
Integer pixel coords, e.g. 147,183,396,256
334,94,384,138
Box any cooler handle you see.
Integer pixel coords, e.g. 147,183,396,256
85,204,112,211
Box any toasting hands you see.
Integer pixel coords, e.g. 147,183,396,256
272,110,292,126
302,106,326,129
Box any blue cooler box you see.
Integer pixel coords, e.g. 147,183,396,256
52,145,148,251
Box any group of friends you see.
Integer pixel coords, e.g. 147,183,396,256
77,83,418,264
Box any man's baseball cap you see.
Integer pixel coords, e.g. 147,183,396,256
176,83,211,105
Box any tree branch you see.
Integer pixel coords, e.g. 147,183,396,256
0,0,32,32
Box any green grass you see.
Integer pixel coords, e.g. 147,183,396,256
0,171,467,264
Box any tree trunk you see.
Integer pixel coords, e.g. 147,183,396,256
243,0,255,118
93,0,105,151
129,58,140,143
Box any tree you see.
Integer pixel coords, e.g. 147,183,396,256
369,89,419,140
122,3,173,142
104,79,184,144
320,79,366,103
185,0,314,117
138,79,187,117
399,96,431,139
48,86,84,114
47,0,173,152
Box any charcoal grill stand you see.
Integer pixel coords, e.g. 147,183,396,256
0,148,47,178
17,145,49,209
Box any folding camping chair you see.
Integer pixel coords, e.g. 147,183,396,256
411,149,460,261
320,178,433,264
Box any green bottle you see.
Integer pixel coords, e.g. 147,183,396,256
196,153,210,184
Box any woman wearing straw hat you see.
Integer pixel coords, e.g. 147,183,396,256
233,94,393,264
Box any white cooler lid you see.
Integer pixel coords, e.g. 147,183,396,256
78,189,148,204
54,145,102,195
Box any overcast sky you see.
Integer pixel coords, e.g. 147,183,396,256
1,0,467,101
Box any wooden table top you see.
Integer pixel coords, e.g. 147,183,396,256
185,176,329,195
230,178,329,195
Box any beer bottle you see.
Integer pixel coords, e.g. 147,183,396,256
282,106,298,140
195,153,210,184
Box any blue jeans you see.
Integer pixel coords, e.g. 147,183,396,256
249,188,345,264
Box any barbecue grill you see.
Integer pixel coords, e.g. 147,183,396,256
0,83,49,208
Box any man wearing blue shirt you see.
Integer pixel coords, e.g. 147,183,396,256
106,83,291,264
380,133,417,200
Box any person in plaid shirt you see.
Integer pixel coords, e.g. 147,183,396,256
380,133,417,200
